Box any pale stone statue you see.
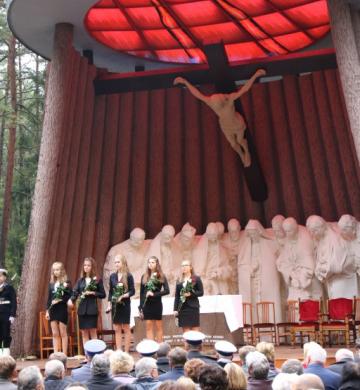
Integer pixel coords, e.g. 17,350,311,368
237,220,282,321
173,69,266,167
222,218,245,294
306,215,357,299
216,221,225,241
269,214,286,253
173,222,199,264
193,222,232,295
145,224,180,290
276,217,320,300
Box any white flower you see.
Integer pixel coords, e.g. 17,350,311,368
118,282,124,287
93,276,97,281
63,282,68,288
152,272,157,277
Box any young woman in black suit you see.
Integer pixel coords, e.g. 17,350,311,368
173,259,204,331
69,257,106,345
140,256,169,342
45,262,72,355
106,254,135,352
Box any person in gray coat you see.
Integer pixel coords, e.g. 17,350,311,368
85,354,118,390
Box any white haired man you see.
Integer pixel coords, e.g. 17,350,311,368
130,357,160,389
328,348,354,375
44,359,71,390
303,346,341,390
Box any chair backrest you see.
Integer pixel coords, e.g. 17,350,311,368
256,302,275,324
354,298,360,322
328,298,353,320
39,311,51,338
243,302,253,326
299,300,320,322
286,300,298,322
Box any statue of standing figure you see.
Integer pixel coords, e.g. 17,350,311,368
306,215,357,299
193,222,232,295
237,220,282,322
277,217,321,300
173,69,266,167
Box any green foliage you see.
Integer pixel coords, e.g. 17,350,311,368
0,3,47,286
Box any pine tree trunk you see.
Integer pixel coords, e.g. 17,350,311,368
0,84,9,184
0,35,17,267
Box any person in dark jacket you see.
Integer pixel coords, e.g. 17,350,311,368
246,351,273,390
198,365,229,390
0,268,16,355
46,262,72,356
44,360,73,390
69,257,105,345
339,361,360,390
183,331,217,365
106,255,135,352
158,347,186,382
328,349,354,375
85,354,118,390
156,342,171,374
128,357,160,390
215,340,237,368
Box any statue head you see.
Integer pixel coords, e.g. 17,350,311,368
245,219,264,242
338,214,357,241
216,222,225,238
206,222,218,243
180,223,196,248
160,225,175,244
227,218,241,241
283,217,299,241
130,228,146,248
306,215,326,241
271,215,285,239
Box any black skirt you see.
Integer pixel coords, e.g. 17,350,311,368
78,314,97,329
49,302,68,325
142,297,163,320
178,304,200,328
112,301,131,324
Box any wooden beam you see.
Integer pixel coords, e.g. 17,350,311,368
94,48,337,95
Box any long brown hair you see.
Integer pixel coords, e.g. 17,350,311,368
142,256,165,283
81,257,97,279
50,262,68,284
115,254,129,291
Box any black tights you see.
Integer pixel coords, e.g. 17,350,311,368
0,318,11,348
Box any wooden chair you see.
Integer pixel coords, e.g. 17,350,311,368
254,301,277,344
276,300,298,345
290,299,321,347
319,298,355,348
39,311,53,359
97,308,115,349
353,297,360,339
68,307,81,356
242,302,254,345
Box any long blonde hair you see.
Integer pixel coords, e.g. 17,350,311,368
224,362,247,390
115,255,129,291
50,262,68,284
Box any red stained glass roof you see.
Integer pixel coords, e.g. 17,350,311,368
85,0,330,64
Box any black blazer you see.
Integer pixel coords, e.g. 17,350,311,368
46,281,72,310
174,275,203,311
71,278,106,316
0,283,16,317
140,275,169,308
108,273,135,304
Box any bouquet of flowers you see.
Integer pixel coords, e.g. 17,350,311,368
111,282,125,320
143,272,161,308
80,277,97,302
49,282,70,311
177,279,194,312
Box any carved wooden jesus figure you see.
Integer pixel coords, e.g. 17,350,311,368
174,69,266,167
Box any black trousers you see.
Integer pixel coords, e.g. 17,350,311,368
0,313,11,348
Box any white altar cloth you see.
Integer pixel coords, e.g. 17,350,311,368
131,295,243,332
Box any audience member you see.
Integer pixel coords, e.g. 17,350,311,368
303,346,341,390
71,339,106,382
136,339,159,359
238,345,256,374
130,357,160,389
281,359,303,375
0,355,16,389
157,381,175,390
198,365,229,390
271,372,298,390
328,349,354,375
354,338,360,362
302,342,321,368
18,365,44,390
183,331,216,364
44,359,72,390
158,347,187,382
246,351,273,390
110,351,135,385
256,342,279,379
224,362,247,390
339,361,360,390
215,341,237,368
176,376,196,389
85,354,118,390
64,384,89,390
157,343,171,374
49,353,68,369
184,358,206,384
292,373,324,390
